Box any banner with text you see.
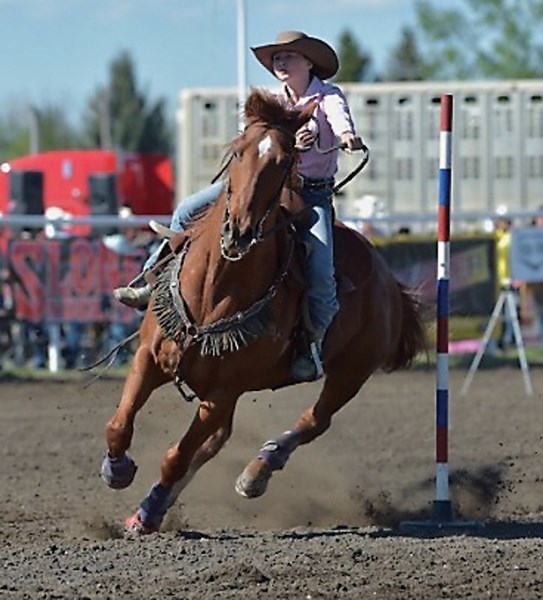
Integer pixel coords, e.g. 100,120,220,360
8,238,146,323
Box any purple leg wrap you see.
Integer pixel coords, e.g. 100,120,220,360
257,430,302,471
138,482,171,529
101,453,137,489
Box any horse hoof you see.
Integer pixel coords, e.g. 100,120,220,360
101,453,138,489
235,460,272,499
124,512,159,536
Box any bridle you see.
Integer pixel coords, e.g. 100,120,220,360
219,123,297,262
213,120,370,262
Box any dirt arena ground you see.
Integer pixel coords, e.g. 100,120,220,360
2,365,543,599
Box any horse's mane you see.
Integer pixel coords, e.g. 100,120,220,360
243,88,304,130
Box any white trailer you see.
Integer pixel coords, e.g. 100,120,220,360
176,80,543,230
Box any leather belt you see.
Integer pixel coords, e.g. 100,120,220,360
298,175,335,190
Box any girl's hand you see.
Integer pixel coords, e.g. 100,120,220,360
295,126,316,151
340,132,364,153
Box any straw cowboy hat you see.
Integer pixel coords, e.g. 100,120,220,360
251,31,339,80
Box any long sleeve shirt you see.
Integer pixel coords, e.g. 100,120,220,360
278,76,356,179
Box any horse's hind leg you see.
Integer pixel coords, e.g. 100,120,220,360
236,347,379,499
101,344,170,489
126,397,236,534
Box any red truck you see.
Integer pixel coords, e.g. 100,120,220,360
0,149,174,235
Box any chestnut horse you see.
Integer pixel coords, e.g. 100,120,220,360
101,89,427,534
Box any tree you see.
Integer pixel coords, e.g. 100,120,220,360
335,29,374,82
383,26,426,81
83,51,172,154
0,109,27,160
416,0,543,80
0,101,83,160
33,104,84,150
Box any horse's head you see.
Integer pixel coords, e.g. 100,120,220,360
220,89,314,261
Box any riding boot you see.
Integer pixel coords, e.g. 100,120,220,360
113,237,179,310
113,283,153,309
290,337,324,383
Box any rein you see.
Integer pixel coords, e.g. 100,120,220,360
333,144,370,194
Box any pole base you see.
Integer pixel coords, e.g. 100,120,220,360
399,501,484,534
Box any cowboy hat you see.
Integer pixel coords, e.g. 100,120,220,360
251,31,339,80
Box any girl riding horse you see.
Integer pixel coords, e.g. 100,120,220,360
114,31,363,383
101,86,427,535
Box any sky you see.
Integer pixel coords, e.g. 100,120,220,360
0,0,463,123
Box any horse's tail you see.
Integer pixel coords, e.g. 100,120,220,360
384,282,428,372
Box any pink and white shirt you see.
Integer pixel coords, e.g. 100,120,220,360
278,77,356,179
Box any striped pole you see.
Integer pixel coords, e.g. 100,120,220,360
401,95,481,532
434,94,453,521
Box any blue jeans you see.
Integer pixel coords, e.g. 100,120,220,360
145,180,338,338
143,181,224,272
298,185,339,338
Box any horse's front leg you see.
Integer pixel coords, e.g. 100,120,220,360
161,410,235,507
101,343,169,489
125,397,237,534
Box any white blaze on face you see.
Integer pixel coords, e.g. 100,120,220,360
258,134,273,157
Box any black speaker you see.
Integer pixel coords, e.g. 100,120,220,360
9,170,44,215
88,173,119,216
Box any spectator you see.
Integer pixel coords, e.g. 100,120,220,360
0,267,14,368
101,206,143,364
495,210,517,351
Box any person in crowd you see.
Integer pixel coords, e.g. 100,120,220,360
114,31,364,382
102,206,147,364
495,212,517,350
0,220,13,368
0,266,14,369
530,205,543,228
529,205,543,342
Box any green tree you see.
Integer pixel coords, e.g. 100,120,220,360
0,109,26,160
84,51,172,154
33,104,83,150
0,102,82,160
416,0,543,79
383,26,426,81
335,29,374,82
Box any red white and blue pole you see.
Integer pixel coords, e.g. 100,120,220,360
434,94,453,521
402,94,481,532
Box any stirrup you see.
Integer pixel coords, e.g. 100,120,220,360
290,340,324,383
309,340,324,378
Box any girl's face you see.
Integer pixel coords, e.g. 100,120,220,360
272,51,312,83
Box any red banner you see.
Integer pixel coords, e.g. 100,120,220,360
8,239,146,323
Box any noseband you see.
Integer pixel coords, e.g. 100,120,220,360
219,124,296,262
